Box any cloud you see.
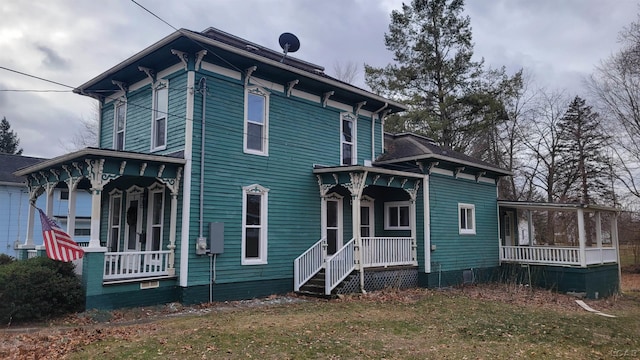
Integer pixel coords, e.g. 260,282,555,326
36,45,71,70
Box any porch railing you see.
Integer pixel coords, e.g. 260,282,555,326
294,237,326,292
500,246,618,266
361,237,416,267
585,248,618,265
104,250,171,280
325,238,356,295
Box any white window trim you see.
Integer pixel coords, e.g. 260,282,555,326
108,189,123,252
340,112,357,165
242,184,269,265
146,183,165,251
321,192,344,251
384,201,411,230
114,100,127,151
243,86,269,156
459,203,476,235
151,80,169,151
360,195,375,238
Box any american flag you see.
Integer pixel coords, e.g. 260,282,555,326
37,208,85,262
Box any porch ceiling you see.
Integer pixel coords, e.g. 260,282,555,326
314,165,422,197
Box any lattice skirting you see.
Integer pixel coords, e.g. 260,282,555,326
335,267,419,294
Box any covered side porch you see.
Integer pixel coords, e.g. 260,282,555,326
14,148,185,285
294,166,423,296
498,201,621,298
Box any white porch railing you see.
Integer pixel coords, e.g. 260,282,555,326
104,250,171,280
325,238,355,295
585,248,618,265
361,237,416,267
294,237,326,292
500,246,618,267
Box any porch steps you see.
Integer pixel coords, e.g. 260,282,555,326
296,269,359,298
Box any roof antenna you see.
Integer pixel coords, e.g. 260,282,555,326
279,32,300,63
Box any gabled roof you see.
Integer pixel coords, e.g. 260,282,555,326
376,133,511,176
0,153,44,185
75,27,407,115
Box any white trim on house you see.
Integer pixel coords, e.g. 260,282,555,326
360,195,375,238
423,174,431,273
243,86,269,156
241,184,269,265
113,101,126,151
146,183,165,252
201,62,242,80
384,201,411,230
180,70,195,287
322,192,343,254
458,203,476,235
340,112,357,165
107,189,123,252
151,79,169,152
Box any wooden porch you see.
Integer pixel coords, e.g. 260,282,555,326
294,236,417,296
500,245,618,267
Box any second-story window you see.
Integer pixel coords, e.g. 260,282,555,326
114,101,126,151
244,86,269,155
152,81,168,151
341,113,357,165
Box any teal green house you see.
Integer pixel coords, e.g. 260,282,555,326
14,28,619,309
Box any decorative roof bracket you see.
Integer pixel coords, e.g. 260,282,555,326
354,101,366,116
138,66,155,82
139,162,148,176
195,50,207,70
111,80,128,94
170,49,189,70
455,167,465,178
286,79,299,97
428,162,439,174
475,171,486,182
322,91,334,108
244,66,257,86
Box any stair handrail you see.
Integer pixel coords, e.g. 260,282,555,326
325,238,356,295
294,237,327,292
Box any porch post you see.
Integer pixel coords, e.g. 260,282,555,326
577,208,587,267
595,211,603,264
65,178,80,242
409,198,417,265
45,183,55,217
167,192,178,276
88,188,102,249
612,212,621,294
347,172,367,293
22,187,39,249
527,210,533,246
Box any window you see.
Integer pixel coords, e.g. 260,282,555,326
147,184,165,251
384,201,410,230
59,189,69,200
152,81,168,150
244,87,269,155
341,113,357,165
242,184,269,264
459,203,476,235
108,190,123,252
114,101,126,150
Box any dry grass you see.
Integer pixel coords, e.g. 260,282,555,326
1,279,639,360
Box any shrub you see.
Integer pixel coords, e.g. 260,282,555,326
0,257,84,324
0,254,15,266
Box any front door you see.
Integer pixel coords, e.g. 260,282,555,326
124,187,144,272
325,195,343,255
360,200,374,238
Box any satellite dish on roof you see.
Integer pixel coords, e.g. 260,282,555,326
279,32,300,62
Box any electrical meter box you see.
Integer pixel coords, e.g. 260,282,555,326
209,222,224,254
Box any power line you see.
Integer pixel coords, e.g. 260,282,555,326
130,0,179,32
0,66,75,89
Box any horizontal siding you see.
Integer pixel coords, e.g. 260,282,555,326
429,174,499,272
185,70,379,287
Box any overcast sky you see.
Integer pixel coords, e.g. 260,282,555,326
1,0,637,158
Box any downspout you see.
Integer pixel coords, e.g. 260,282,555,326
198,77,207,240
372,103,388,161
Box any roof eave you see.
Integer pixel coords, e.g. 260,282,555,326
14,148,186,176
375,154,512,176
313,165,423,178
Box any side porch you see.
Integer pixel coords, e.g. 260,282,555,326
14,148,185,309
295,166,423,296
498,201,621,298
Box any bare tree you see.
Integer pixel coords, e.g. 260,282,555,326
61,104,99,151
588,15,640,200
332,61,360,84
